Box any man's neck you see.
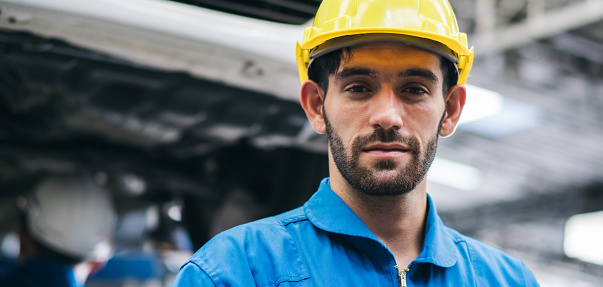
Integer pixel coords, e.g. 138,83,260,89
330,175,428,268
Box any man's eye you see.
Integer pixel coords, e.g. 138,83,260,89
346,85,371,93
404,87,427,94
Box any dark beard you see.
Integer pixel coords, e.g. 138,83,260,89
325,113,440,196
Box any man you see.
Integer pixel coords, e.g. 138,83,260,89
0,175,117,287
172,0,539,286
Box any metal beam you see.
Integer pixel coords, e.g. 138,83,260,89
440,181,603,235
472,0,603,56
188,0,310,24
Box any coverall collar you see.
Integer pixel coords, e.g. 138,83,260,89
304,178,458,268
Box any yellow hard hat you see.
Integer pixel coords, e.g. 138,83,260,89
296,0,474,84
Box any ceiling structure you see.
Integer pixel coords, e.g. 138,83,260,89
159,0,603,208
0,0,602,285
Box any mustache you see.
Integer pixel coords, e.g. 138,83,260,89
351,127,420,153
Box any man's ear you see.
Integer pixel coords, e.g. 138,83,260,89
300,80,326,134
440,84,466,138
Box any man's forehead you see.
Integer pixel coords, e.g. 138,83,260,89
336,41,444,78
344,41,440,62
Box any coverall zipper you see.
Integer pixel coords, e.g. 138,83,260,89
394,265,410,287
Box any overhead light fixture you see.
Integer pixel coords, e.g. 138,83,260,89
1,233,20,259
428,157,482,191
167,203,183,222
564,210,603,265
458,85,545,139
459,84,504,125
120,173,147,196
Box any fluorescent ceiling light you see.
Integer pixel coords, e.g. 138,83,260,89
1,233,19,258
564,211,603,265
458,85,545,139
428,157,482,191
459,84,504,125
168,204,183,222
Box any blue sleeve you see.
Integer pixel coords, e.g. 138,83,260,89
522,262,540,287
170,262,216,287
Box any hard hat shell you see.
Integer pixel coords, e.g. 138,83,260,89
21,175,117,261
296,0,474,84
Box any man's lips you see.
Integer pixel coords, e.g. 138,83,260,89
361,143,411,153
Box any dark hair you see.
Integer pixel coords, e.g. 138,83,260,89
307,48,348,95
307,47,459,97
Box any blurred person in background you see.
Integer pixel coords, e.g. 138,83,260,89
0,175,117,287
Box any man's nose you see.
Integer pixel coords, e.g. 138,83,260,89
368,89,403,131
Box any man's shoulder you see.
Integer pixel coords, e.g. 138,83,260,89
445,226,520,262
443,226,539,285
207,206,306,244
196,206,306,254
181,206,311,286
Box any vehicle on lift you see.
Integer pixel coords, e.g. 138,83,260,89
0,0,327,284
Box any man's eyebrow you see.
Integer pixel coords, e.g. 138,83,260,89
398,68,439,84
335,67,376,81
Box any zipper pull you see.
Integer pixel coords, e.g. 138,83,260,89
394,265,410,287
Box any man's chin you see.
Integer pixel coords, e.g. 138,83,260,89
350,170,415,197
370,169,404,181
355,184,412,197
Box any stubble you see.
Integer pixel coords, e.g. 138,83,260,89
325,112,440,196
